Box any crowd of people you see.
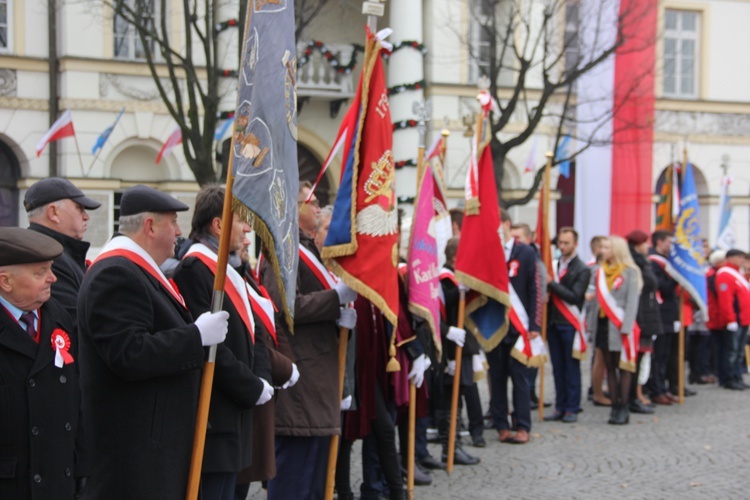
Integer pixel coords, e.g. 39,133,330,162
0,177,747,500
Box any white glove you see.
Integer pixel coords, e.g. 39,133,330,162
472,354,483,373
727,322,739,332
281,363,300,389
673,321,681,333
337,307,357,329
408,354,430,388
255,379,274,406
445,359,456,376
341,395,353,410
194,311,229,346
446,326,466,347
334,281,357,305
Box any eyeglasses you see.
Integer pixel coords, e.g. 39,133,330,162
298,199,320,208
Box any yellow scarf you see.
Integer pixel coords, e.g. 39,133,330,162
599,262,626,317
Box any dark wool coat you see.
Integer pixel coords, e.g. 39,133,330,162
77,256,205,500
0,299,82,500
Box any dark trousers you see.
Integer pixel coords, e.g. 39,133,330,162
548,323,582,413
688,331,711,380
648,334,672,396
736,327,748,380
201,472,237,500
487,340,531,432
268,435,329,500
463,383,484,439
360,383,403,499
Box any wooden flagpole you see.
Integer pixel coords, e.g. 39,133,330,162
323,325,350,500
678,146,688,405
447,100,485,474
538,152,552,422
323,7,383,499
185,160,235,500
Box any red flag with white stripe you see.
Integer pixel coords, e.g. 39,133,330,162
36,110,76,157
155,127,183,164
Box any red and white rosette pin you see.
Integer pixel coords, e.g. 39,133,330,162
51,328,74,368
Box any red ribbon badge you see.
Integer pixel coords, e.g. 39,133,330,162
613,276,624,291
51,329,75,366
509,260,520,278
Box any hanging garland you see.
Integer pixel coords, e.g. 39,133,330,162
393,119,420,131
397,195,416,204
382,40,428,60
215,18,239,33
217,69,239,78
298,41,366,74
218,110,235,120
387,79,427,96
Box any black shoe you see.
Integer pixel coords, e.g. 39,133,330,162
401,465,432,486
389,490,407,500
727,380,746,391
419,454,445,470
608,405,628,425
543,411,564,422
629,400,655,414
442,446,480,466
671,388,697,397
530,401,539,410
471,434,486,448
562,411,578,423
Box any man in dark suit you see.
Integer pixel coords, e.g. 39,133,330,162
488,210,541,445
25,177,101,326
77,185,229,500
173,185,278,499
0,227,84,500
263,182,357,500
543,227,590,423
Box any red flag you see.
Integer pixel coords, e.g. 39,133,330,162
455,144,510,351
36,110,75,157
155,127,182,164
535,171,553,277
322,30,399,325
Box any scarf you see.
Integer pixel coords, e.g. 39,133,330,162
600,261,626,317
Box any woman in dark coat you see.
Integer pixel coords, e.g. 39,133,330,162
627,230,663,414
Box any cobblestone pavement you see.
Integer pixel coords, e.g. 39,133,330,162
248,369,750,499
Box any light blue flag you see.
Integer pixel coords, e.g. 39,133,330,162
716,177,735,250
214,119,232,141
231,1,298,327
669,162,708,315
92,107,125,154
556,134,571,178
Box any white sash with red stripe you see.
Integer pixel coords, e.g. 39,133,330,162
551,259,587,360
509,284,547,367
299,244,338,290
184,244,255,342
595,268,640,373
648,254,682,283
717,265,750,291
94,236,186,308
246,281,276,344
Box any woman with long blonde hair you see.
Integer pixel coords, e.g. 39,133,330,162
586,236,642,425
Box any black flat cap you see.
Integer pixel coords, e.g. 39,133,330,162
0,227,64,266
120,185,189,216
24,177,102,212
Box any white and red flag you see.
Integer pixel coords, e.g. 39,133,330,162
574,0,657,260
36,110,76,157
155,127,183,164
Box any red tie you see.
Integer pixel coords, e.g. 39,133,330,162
20,311,37,342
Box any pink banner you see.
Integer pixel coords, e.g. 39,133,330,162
407,166,442,354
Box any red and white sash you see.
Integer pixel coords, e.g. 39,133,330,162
717,265,750,291
595,268,640,373
184,244,255,343
299,244,338,290
551,259,587,360
438,267,458,320
246,281,277,345
648,254,682,283
94,236,186,308
509,284,547,367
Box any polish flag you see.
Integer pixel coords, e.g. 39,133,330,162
156,127,183,164
574,0,658,261
35,110,76,157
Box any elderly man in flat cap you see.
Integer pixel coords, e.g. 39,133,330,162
77,185,229,500
0,228,86,500
25,178,101,326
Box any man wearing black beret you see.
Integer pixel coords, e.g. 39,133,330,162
0,227,86,499
25,178,101,327
77,185,229,500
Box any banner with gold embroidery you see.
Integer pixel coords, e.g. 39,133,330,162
322,28,399,325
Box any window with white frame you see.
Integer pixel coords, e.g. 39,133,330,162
564,0,580,75
0,0,9,51
468,0,514,86
114,0,156,60
663,9,699,99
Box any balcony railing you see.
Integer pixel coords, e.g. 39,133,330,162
297,41,356,99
